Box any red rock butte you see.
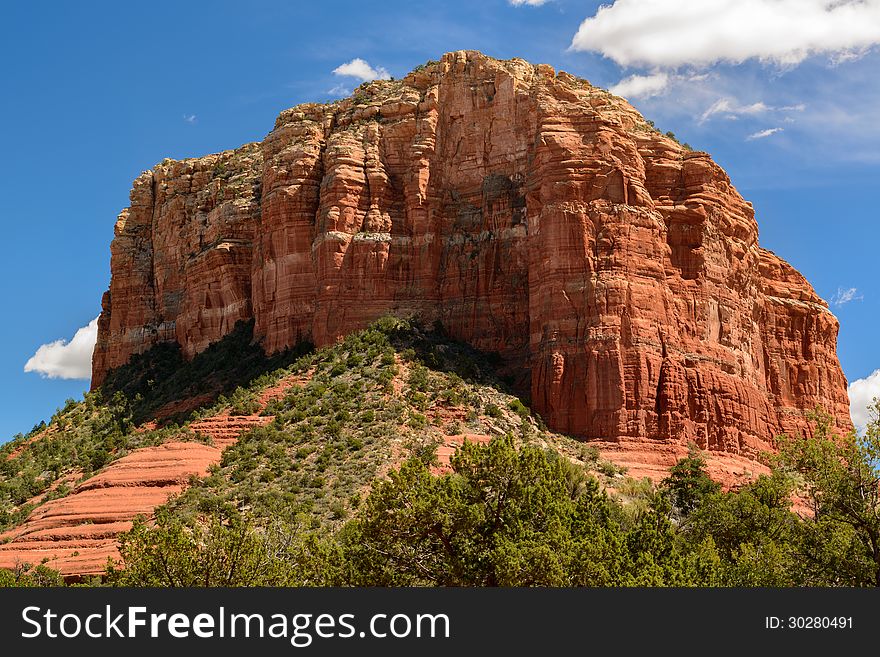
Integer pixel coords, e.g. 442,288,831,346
91,50,851,473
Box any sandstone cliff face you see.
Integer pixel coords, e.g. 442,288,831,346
92,145,263,379
92,51,851,469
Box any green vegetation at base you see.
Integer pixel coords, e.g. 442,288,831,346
108,435,710,586
100,406,880,587
4,317,880,588
339,435,706,586
0,564,65,587
107,509,318,587
164,316,569,529
99,319,313,425
0,393,199,533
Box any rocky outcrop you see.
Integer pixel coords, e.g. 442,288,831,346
92,51,851,471
92,145,263,380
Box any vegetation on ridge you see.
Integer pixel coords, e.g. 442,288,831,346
99,319,312,426
160,316,594,529
0,393,202,533
0,320,310,534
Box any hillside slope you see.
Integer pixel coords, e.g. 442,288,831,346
2,318,619,578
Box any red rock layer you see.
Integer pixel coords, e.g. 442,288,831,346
189,414,271,451
0,380,298,578
92,51,851,470
0,442,221,577
92,146,263,382
595,439,772,489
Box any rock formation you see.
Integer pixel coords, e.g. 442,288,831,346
92,50,851,472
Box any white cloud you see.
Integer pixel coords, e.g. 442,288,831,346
746,127,783,140
830,286,864,306
509,0,550,5
610,72,670,99
327,83,351,98
699,98,807,122
332,58,390,83
849,369,880,433
831,49,865,65
571,0,880,69
183,114,197,124
24,317,98,380
701,98,769,122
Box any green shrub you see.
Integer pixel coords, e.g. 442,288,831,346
507,399,529,418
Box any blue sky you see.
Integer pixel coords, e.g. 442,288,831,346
2,0,879,440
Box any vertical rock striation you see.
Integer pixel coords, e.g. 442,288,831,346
92,51,851,471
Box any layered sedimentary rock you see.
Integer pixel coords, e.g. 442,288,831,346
0,419,278,578
92,51,851,470
92,145,263,378
0,442,223,577
0,379,304,577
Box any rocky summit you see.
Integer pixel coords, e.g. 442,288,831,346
92,50,850,477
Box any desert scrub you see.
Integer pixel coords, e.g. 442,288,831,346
158,318,603,532
100,320,312,425
164,321,422,527
0,392,205,533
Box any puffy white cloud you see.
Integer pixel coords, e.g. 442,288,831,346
746,127,783,140
830,286,864,306
509,0,550,5
571,0,880,69
849,369,880,433
24,317,98,380
610,72,670,99
332,58,390,83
